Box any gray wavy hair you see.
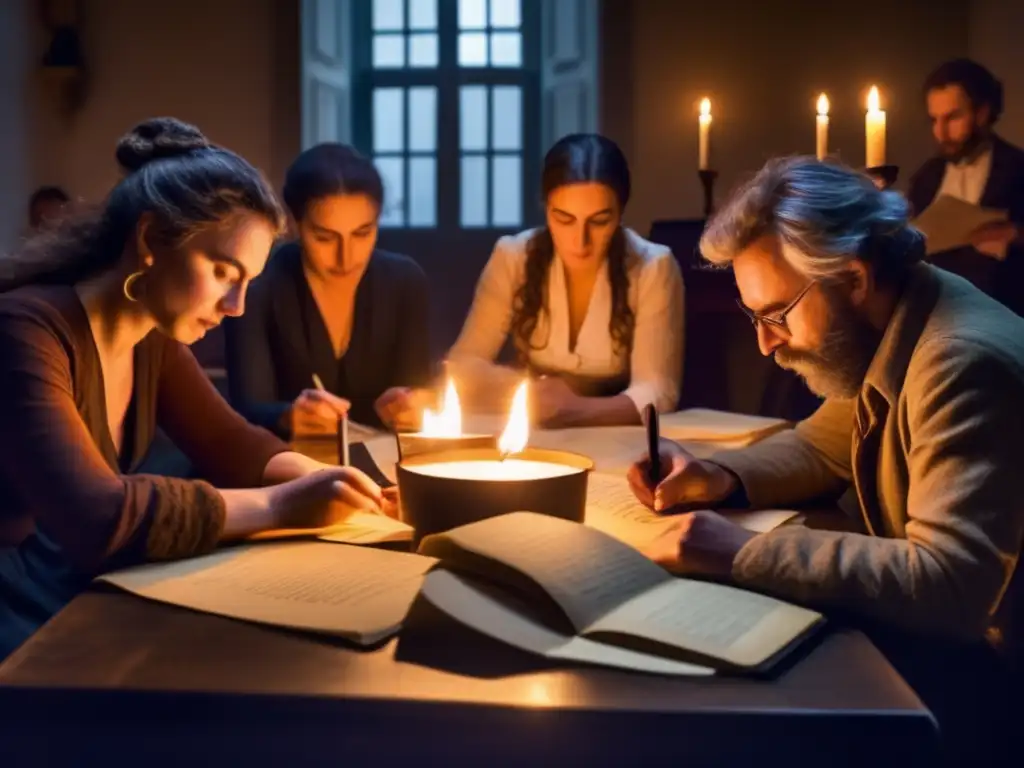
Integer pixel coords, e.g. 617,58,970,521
700,157,924,285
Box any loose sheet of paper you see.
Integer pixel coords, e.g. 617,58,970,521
584,472,798,551
317,511,412,545
420,569,713,676
96,542,436,644
659,409,790,444
911,194,1009,258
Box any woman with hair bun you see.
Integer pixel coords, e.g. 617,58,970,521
0,118,388,659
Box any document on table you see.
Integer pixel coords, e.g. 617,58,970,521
911,194,1009,258
658,409,790,444
96,541,435,644
584,472,798,550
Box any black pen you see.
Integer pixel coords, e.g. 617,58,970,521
644,403,660,486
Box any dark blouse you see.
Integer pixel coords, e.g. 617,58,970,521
223,243,433,436
0,286,287,659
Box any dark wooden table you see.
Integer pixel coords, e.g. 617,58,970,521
0,587,938,767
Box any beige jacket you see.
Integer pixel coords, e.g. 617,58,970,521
714,264,1024,644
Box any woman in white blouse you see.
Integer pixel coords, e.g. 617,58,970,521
447,133,685,427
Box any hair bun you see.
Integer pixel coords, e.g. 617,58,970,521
115,117,211,173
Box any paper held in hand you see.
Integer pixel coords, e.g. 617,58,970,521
95,541,437,645
417,511,824,676
911,194,1009,259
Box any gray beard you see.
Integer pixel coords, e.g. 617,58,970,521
774,303,883,400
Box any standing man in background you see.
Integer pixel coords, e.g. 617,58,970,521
907,58,1024,316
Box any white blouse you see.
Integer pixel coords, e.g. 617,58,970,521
448,227,685,414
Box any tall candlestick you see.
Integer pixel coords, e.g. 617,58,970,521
816,93,829,161
865,86,886,168
698,98,712,171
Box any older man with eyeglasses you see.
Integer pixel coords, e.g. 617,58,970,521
628,156,1024,764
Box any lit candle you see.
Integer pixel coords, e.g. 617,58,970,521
865,86,886,168
398,377,495,458
698,98,712,171
816,93,829,161
420,378,461,436
396,380,593,543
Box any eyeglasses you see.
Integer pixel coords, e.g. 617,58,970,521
735,282,814,337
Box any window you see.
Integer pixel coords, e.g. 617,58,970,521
354,0,539,230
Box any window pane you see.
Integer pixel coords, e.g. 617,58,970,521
376,156,406,227
489,0,520,28
408,87,437,152
373,88,405,152
492,155,522,227
373,34,406,68
490,32,521,67
458,32,488,66
409,156,437,227
373,0,404,31
459,86,488,151
491,86,521,150
408,33,438,67
461,155,488,227
409,0,438,30
458,0,487,29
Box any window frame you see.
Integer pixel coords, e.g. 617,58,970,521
352,0,541,232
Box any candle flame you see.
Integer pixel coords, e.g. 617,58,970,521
498,381,529,456
420,378,461,437
817,93,829,116
867,86,881,112
699,98,711,117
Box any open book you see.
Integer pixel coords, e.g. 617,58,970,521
96,542,436,645
417,512,824,674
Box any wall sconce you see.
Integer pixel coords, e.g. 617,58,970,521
37,0,88,116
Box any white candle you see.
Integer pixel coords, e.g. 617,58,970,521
406,460,579,482
698,98,712,171
865,86,886,168
816,93,829,161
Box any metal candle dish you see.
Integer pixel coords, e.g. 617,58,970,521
396,447,594,548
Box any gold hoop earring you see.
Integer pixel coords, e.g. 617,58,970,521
122,271,145,302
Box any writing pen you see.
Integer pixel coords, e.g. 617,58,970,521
312,374,349,466
644,403,661,488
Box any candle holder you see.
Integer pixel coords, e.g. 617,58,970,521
698,169,718,219
865,164,899,190
396,447,594,548
396,432,497,461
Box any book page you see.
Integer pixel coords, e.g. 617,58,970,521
420,569,714,677
584,473,798,550
586,578,822,669
659,409,790,443
96,542,436,645
911,194,1008,258
419,511,671,632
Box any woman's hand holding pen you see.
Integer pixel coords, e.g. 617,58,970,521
291,388,350,436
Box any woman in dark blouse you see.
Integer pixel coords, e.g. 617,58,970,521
0,118,387,660
224,144,433,437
